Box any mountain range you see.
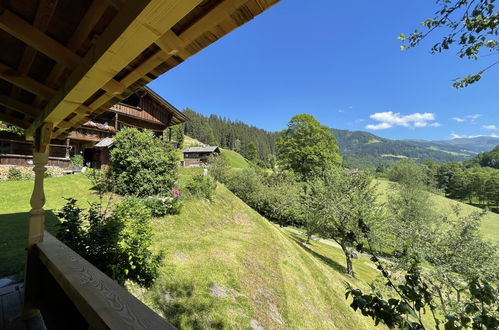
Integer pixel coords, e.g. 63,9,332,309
331,128,499,169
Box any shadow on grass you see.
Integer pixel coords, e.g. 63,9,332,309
0,210,59,278
152,281,226,329
288,233,346,274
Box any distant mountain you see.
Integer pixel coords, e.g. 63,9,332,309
331,129,479,168
429,136,499,153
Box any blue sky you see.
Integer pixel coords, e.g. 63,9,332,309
150,0,499,141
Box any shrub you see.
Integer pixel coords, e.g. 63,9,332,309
208,154,230,184
143,191,183,217
71,154,84,168
110,128,179,197
56,197,162,287
185,175,216,201
225,168,304,226
7,167,23,181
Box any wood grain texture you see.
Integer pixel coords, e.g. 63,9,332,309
26,0,202,135
36,232,175,330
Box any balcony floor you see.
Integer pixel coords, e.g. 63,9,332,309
0,283,25,330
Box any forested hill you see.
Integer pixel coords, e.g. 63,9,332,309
182,109,278,163
181,109,488,169
331,128,476,168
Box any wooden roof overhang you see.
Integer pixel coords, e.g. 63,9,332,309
0,0,280,145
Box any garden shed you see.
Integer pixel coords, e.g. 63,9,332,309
0,0,280,328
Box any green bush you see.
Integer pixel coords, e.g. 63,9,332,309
110,128,179,197
208,154,230,183
185,175,216,201
225,168,303,226
56,197,162,287
71,154,84,168
7,167,23,181
143,192,182,217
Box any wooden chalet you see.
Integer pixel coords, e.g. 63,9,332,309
0,0,280,328
183,145,220,167
0,86,187,168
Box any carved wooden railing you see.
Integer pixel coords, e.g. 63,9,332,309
27,231,175,329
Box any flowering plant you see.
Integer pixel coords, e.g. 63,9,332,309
171,189,181,197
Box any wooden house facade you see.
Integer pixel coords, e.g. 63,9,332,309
0,87,188,168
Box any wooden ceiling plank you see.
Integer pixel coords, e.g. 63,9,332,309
26,0,203,137
0,64,57,99
180,0,250,43
0,112,31,129
0,8,81,70
11,0,59,111
0,95,41,117
34,0,109,107
66,1,109,52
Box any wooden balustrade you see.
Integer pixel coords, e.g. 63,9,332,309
31,232,175,329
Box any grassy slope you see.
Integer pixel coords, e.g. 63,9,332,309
136,184,383,329
376,180,499,242
220,149,249,168
0,174,97,276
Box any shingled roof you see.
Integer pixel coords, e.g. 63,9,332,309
183,146,220,153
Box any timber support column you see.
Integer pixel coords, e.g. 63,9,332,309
23,122,53,319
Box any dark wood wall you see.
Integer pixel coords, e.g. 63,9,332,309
110,94,171,128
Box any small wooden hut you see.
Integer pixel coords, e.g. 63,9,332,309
0,0,280,328
183,146,221,167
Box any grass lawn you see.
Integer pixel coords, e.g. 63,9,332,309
220,149,249,169
131,184,387,329
0,174,97,277
376,180,499,243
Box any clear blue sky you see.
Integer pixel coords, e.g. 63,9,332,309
150,0,499,141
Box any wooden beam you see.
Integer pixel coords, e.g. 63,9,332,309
155,30,191,60
0,8,81,70
0,63,56,99
180,0,249,43
26,0,203,137
11,0,58,119
34,1,114,108
0,95,41,117
16,0,59,75
0,112,30,129
66,1,109,52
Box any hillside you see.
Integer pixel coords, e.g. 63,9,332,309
376,180,499,242
1,170,497,328
431,136,499,153
133,184,384,329
331,128,476,168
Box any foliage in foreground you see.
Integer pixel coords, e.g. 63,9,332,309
399,0,498,88
110,128,178,197
56,197,162,287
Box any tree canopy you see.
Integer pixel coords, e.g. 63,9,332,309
276,114,342,180
399,0,498,88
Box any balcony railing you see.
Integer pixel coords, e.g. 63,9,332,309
27,231,175,329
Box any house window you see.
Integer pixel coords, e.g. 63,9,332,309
0,141,11,154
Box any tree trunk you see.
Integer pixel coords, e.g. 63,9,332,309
305,232,312,244
340,242,354,277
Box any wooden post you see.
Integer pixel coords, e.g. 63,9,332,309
65,138,70,158
23,122,53,319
